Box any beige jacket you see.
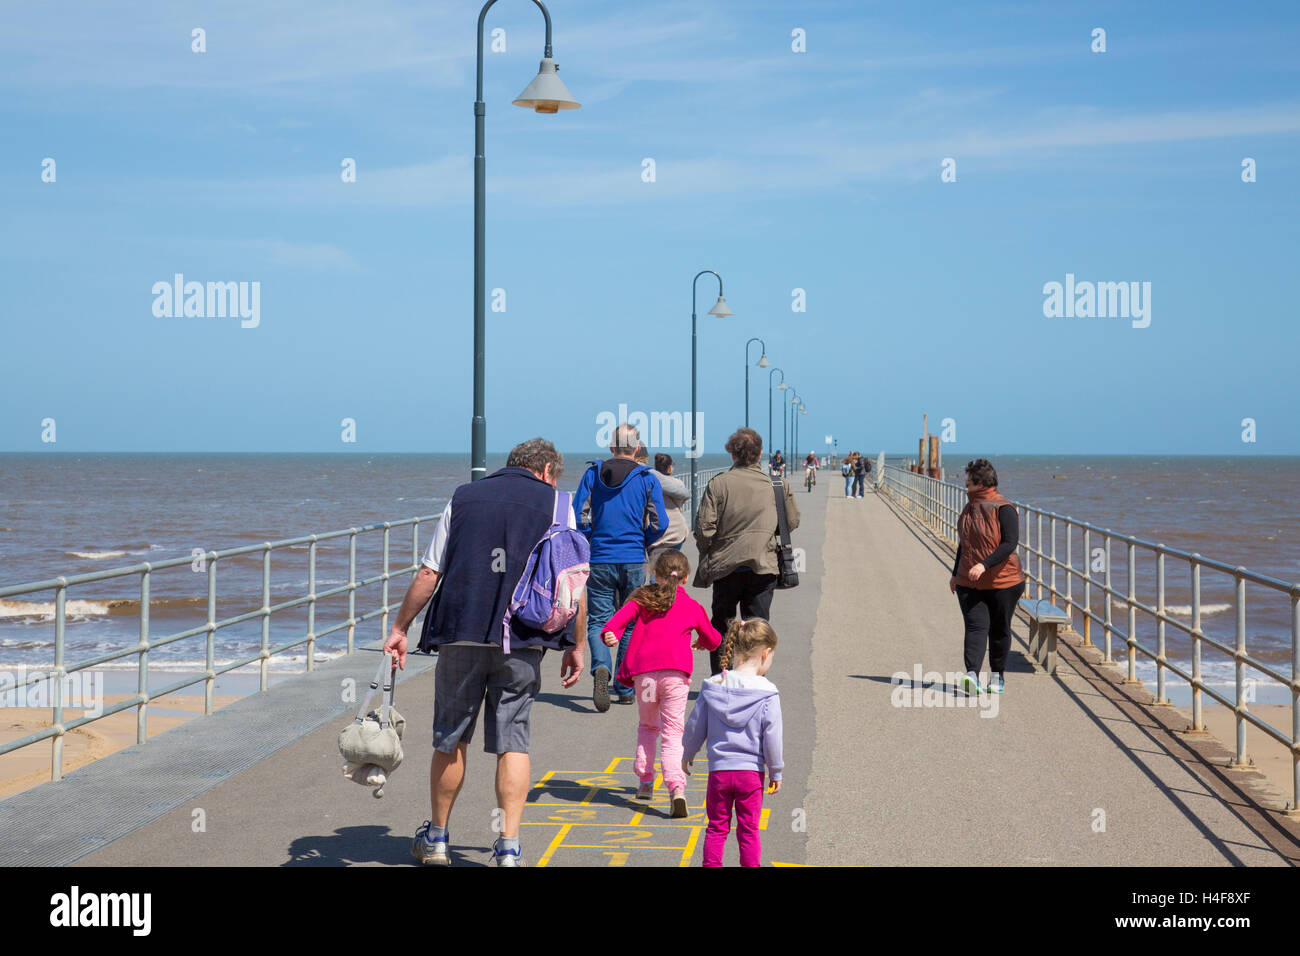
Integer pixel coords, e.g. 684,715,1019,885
693,463,801,585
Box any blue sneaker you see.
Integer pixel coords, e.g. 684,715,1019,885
988,673,1005,695
412,821,451,866
492,838,524,867
960,672,984,696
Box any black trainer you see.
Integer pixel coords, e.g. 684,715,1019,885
593,665,611,713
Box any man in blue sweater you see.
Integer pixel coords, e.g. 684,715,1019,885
572,423,668,711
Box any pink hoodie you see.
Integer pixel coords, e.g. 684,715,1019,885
601,587,722,686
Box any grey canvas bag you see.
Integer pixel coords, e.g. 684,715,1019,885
338,652,405,797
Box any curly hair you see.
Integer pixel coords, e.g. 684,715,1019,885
718,617,779,670
964,458,998,488
725,427,763,467
628,550,691,615
507,438,564,478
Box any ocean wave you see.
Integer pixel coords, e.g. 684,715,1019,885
1110,599,1231,617
0,594,209,622
0,652,346,673
68,551,127,560
0,598,137,620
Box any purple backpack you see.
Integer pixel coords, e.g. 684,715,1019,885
502,490,590,652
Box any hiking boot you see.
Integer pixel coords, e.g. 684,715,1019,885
412,821,451,866
593,666,611,713
670,788,688,818
492,838,524,867
988,673,1005,695
615,693,636,705
635,781,654,801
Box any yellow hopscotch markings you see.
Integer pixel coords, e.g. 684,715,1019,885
528,757,720,865
759,807,770,831
679,826,702,867
536,823,572,868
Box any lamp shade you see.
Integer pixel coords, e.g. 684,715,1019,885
757,354,770,368
708,296,733,318
777,380,788,390
513,58,580,113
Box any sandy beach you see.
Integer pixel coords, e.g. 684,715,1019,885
0,692,239,800
1194,702,1296,806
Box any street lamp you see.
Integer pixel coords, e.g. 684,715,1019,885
797,402,807,459
690,270,733,516
767,366,786,461
786,389,801,459
471,0,579,481
744,338,768,429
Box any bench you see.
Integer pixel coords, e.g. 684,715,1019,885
1018,598,1072,676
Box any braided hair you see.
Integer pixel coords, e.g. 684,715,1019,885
718,617,779,670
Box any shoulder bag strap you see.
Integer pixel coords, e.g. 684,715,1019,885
770,477,793,549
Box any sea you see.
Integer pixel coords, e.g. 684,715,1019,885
0,453,1296,702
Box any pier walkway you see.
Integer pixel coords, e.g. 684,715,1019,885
3,478,1298,866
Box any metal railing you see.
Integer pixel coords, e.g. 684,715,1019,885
684,467,729,521
879,463,1300,814
0,514,438,783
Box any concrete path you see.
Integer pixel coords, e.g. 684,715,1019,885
6,471,1297,866
63,473,826,867
805,483,1299,866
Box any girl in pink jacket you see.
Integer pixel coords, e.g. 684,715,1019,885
600,549,721,817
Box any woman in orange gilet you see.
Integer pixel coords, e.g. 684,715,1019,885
948,458,1025,695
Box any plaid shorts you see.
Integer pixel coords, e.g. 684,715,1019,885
432,644,544,755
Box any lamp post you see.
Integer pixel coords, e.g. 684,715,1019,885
785,388,799,455
797,403,806,459
471,0,579,480
767,366,786,461
744,338,768,429
690,270,733,517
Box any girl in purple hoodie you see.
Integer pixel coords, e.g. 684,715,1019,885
681,618,783,867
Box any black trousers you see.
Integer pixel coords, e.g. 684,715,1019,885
708,568,777,674
956,581,1025,675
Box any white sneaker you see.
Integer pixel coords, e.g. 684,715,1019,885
988,673,1005,694
960,672,984,695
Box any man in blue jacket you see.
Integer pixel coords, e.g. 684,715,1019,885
572,423,668,711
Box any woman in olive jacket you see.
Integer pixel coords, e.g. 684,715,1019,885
694,427,800,674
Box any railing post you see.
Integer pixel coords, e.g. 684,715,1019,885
1155,549,1167,703
138,567,150,744
1290,589,1299,815
382,523,392,642
205,555,216,715
1102,532,1114,664
260,545,271,692
1050,516,1058,601
1082,528,1092,646
1036,512,1044,600
1064,521,1073,622
52,581,66,782
1229,571,1248,768
1191,556,1204,732
1125,541,1138,683
307,536,317,673
347,531,358,655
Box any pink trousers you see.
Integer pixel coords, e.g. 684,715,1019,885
704,769,764,867
633,669,690,792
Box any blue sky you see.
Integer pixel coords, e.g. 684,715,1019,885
2,0,1297,456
